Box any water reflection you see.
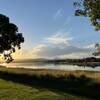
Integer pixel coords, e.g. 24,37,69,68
4,62,100,71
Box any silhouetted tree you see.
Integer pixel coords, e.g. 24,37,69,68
74,0,100,31
0,14,24,63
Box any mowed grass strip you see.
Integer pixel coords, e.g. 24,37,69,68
0,79,91,100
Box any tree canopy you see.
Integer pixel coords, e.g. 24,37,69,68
74,0,100,31
0,14,24,63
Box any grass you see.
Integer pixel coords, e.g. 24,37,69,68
0,78,92,100
0,66,100,100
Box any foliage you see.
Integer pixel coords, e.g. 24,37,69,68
92,43,100,56
0,14,24,63
74,0,100,31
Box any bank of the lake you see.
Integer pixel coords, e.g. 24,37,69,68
0,66,100,100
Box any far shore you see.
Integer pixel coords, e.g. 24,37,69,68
6,57,100,68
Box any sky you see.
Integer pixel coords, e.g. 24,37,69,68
0,0,100,59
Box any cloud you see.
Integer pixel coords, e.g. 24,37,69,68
53,9,63,20
12,29,74,59
30,45,92,59
32,44,47,52
82,43,95,49
45,31,73,45
12,44,93,59
59,52,92,59
12,49,31,59
43,46,89,58
12,44,47,59
12,31,94,59
32,44,47,58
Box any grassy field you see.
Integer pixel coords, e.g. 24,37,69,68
0,78,92,100
0,66,100,100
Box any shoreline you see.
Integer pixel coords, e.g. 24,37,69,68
0,66,100,81
0,66,100,99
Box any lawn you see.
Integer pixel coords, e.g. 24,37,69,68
0,66,99,100
0,78,91,100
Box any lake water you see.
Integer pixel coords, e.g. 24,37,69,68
4,62,100,71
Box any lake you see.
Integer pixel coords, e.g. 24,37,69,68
4,62,100,71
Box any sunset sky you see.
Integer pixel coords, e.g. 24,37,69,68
0,0,100,59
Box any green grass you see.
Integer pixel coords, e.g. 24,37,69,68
0,66,99,100
0,78,91,100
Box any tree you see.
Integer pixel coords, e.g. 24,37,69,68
74,0,100,56
74,0,100,31
0,14,24,63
